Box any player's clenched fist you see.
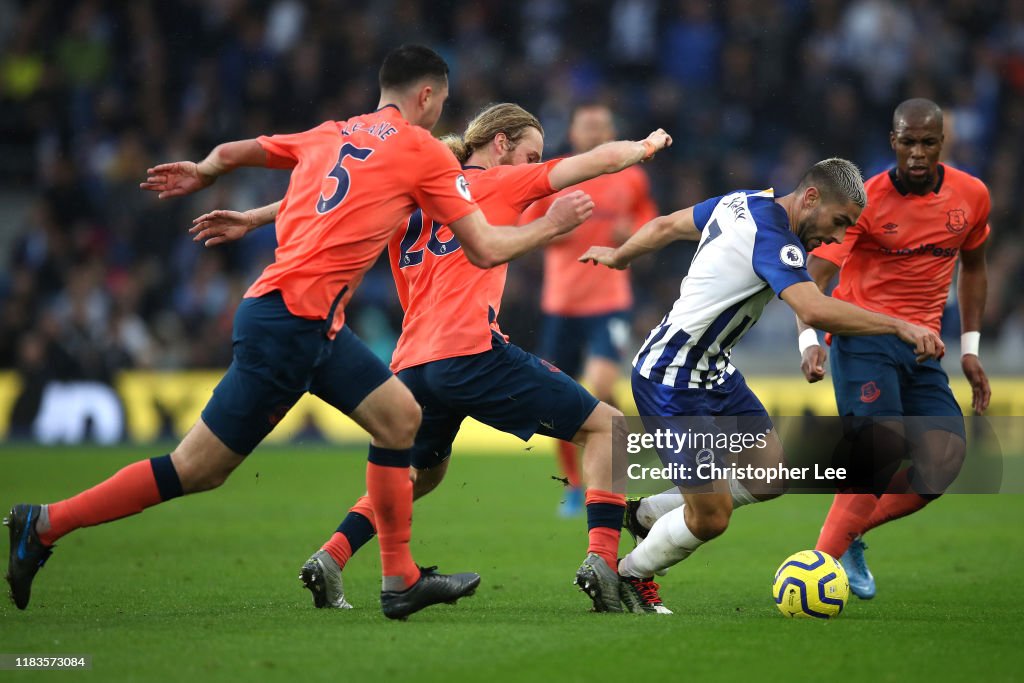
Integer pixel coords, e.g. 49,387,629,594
642,128,673,159
140,161,216,199
545,190,594,235
800,345,828,383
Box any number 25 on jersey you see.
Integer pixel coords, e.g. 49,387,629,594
398,209,461,268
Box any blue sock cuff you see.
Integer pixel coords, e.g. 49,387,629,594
150,454,183,501
367,445,411,468
586,501,624,531
337,512,376,553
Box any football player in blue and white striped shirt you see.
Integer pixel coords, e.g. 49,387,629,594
579,158,945,614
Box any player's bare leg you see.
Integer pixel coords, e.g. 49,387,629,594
6,418,243,610
558,357,621,517
909,429,966,495
348,375,421,450
859,428,966,535
411,460,450,498
170,420,247,492
583,356,621,409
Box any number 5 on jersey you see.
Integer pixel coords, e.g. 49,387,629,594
316,143,374,214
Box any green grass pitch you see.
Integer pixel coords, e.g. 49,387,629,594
1,445,1022,682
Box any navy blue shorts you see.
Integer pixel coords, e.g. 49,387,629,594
830,334,964,437
632,368,772,487
201,291,392,455
399,334,600,470
539,311,630,378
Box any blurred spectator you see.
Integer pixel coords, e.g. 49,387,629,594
0,0,1020,411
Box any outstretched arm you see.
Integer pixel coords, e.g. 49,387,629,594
577,206,701,269
190,201,282,247
140,139,268,199
781,281,944,362
547,129,672,191
450,190,594,269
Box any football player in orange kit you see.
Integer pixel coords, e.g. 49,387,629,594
521,104,658,516
4,46,593,620
798,98,991,599
192,103,672,613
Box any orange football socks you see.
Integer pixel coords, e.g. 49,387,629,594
365,450,419,591
815,492,877,558
322,494,378,569
39,455,182,546
585,488,626,571
557,440,582,488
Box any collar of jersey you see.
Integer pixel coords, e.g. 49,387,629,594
888,164,945,196
374,103,403,117
462,165,485,170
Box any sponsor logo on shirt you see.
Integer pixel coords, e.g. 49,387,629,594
879,243,959,258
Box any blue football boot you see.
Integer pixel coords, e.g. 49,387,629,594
5,504,54,610
840,536,876,600
558,486,584,518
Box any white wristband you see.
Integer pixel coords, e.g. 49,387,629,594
961,331,980,357
798,329,820,354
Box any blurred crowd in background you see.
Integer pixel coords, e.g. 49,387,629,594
1,0,1023,404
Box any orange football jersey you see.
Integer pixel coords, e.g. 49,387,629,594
246,106,477,338
813,164,990,334
389,160,560,372
522,165,657,316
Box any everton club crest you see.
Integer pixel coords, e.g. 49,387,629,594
945,208,967,234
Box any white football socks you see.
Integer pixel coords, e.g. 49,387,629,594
636,476,758,529
728,476,758,508
619,505,704,578
622,478,762,579
636,490,683,528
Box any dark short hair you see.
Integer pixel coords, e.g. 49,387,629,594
379,44,449,90
893,98,943,130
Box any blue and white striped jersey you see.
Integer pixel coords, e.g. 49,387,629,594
633,189,812,389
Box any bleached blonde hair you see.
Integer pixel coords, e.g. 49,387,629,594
798,158,867,208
